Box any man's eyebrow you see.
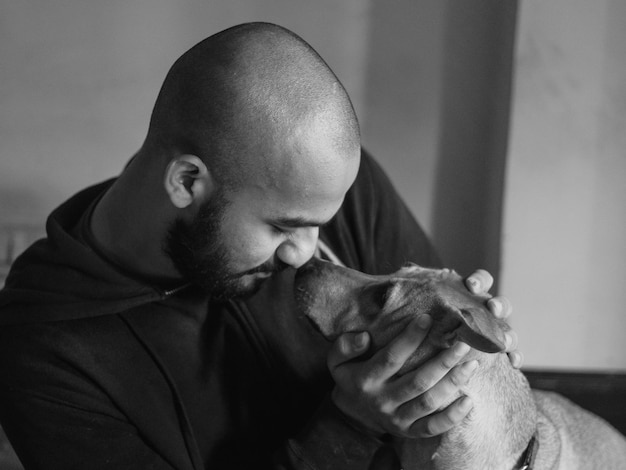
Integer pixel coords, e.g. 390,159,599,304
272,216,332,228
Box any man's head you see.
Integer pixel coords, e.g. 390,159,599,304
140,23,360,298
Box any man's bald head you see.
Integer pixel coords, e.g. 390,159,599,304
144,22,360,190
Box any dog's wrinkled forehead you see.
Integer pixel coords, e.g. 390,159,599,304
398,262,435,273
393,263,457,282
382,264,464,305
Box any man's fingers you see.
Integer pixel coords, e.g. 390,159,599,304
504,329,518,352
487,296,513,319
508,350,524,369
392,355,477,425
394,343,475,408
409,396,474,438
465,269,493,294
366,315,432,381
327,331,370,370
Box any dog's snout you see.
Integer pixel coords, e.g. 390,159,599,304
297,257,319,274
294,258,324,298
295,257,330,280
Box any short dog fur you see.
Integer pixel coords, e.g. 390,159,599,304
294,258,626,470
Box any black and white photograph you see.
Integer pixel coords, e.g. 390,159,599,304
1,1,625,469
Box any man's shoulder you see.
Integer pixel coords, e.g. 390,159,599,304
0,308,175,411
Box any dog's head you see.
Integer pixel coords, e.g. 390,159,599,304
294,257,509,374
295,258,536,469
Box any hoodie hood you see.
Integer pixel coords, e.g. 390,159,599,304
0,180,168,326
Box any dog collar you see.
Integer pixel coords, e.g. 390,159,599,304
518,432,539,470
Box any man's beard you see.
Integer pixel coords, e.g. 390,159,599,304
164,193,288,300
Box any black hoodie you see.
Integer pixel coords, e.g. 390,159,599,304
0,151,439,469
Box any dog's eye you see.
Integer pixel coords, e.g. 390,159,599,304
372,282,395,309
378,290,390,309
363,283,392,309
381,288,390,305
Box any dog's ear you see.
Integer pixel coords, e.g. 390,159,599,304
429,304,508,353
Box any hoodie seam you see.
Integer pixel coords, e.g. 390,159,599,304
119,313,204,470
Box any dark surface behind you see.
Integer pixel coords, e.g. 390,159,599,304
525,369,626,435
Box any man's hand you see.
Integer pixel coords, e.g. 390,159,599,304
328,316,477,439
465,269,523,369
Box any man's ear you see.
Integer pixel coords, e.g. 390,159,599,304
164,155,213,209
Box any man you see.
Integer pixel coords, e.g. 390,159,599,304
0,23,518,469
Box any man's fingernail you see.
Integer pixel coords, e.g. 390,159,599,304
463,360,479,375
504,332,513,348
453,342,470,357
512,351,524,368
459,396,474,412
467,278,479,291
488,299,502,317
416,314,432,329
354,332,369,349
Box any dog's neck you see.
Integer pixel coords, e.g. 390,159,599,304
397,353,537,470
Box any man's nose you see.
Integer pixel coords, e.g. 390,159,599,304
275,227,319,269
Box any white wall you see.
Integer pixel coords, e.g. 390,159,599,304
0,0,372,226
502,0,626,371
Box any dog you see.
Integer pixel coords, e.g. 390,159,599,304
294,257,626,469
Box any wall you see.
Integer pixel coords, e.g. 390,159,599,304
359,0,446,232
502,0,626,371
361,1,517,280
432,1,517,280
0,0,372,227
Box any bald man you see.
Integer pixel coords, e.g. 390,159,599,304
0,23,518,469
